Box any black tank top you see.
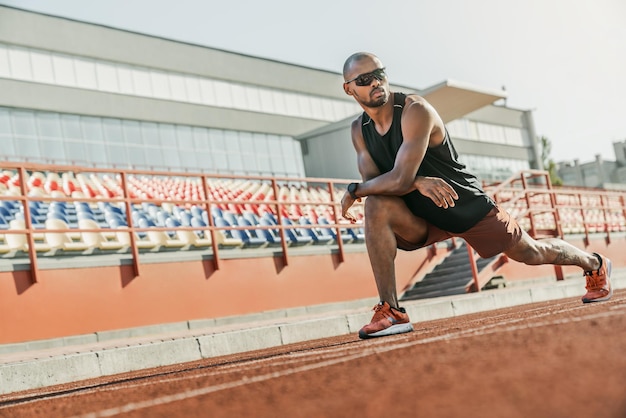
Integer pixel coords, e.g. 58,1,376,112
361,92,494,233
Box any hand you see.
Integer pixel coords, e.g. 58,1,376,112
414,176,458,208
341,191,360,223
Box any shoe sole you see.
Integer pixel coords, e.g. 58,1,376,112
358,323,414,339
582,258,613,303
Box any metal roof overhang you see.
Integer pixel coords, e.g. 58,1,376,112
418,79,507,123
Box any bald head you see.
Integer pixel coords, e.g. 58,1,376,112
343,52,382,81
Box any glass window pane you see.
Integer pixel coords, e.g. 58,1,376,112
209,129,227,170
108,144,129,167
39,138,65,162
213,80,232,107
283,92,300,117
127,144,145,167
85,140,108,166
310,96,326,120
158,124,180,167
141,135,163,169
0,44,10,78
65,139,86,163
74,58,97,89
272,91,288,115
230,84,246,109
199,79,216,106
258,87,275,114
36,112,62,137
192,127,209,150
0,108,13,134
103,119,124,143
297,95,312,118
61,114,82,139
176,125,193,148
30,50,55,83
52,54,76,86
8,46,32,81
224,131,242,171
131,68,152,96
168,74,187,101
245,86,262,112
150,71,170,99
184,76,202,104
141,122,160,146
238,132,257,172
122,120,142,145
96,62,119,92
15,138,40,159
12,111,37,136
15,136,41,162
116,65,134,94
81,116,104,141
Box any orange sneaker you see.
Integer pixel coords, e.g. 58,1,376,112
582,253,612,303
358,301,414,339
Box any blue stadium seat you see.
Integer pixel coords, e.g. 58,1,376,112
298,217,333,245
258,217,283,246
281,217,313,246
318,217,353,244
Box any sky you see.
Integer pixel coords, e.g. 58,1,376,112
1,0,625,163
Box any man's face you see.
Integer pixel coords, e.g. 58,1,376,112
343,58,390,108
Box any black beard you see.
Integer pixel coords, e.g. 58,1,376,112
363,96,388,108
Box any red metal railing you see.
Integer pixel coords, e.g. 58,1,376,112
2,164,625,291
0,162,363,284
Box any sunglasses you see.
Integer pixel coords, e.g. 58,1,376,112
345,67,387,86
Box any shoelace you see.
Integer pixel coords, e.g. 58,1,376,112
584,271,601,290
370,303,388,322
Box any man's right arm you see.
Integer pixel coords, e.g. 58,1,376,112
350,118,457,209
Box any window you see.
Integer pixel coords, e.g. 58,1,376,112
36,112,62,137
8,46,32,81
131,67,152,97
168,74,187,101
61,114,82,139
0,108,12,134
0,44,10,78
150,71,170,99
74,58,98,89
65,139,86,163
52,54,76,86
184,76,202,104
96,62,119,92
81,116,105,141
30,50,55,83
116,65,134,94
12,111,37,136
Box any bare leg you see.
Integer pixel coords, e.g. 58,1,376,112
363,195,429,309
505,230,600,270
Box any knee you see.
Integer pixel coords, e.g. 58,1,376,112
364,195,402,219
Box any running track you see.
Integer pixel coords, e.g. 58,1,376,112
2,290,625,418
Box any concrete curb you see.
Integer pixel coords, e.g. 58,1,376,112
1,273,624,395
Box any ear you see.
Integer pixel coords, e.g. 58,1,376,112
343,83,353,96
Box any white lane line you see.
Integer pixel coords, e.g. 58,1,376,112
68,306,626,418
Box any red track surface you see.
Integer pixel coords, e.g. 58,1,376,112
2,290,626,418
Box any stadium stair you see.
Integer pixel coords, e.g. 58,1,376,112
401,241,503,301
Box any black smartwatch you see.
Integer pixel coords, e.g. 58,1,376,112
347,182,359,199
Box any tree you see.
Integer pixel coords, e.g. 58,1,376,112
540,136,563,186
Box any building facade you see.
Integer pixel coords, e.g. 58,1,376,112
557,140,626,189
0,6,541,183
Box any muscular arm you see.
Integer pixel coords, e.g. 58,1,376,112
341,101,457,221
354,97,442,196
